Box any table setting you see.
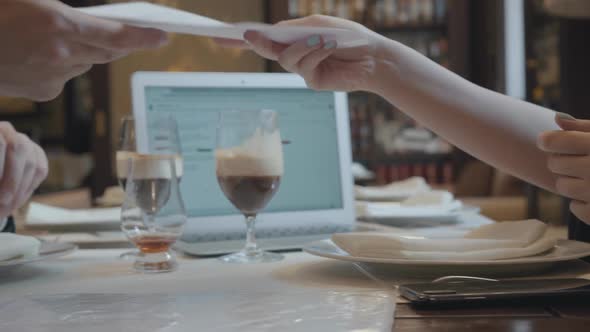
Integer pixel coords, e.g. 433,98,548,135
4,120,590,331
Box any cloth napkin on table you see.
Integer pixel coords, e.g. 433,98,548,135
0,233,41,261
356,190,462,219
355,177,430,201
332,219,556,261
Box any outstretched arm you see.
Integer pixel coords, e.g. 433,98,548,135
370,37,559,191
217,15,590,223
217,15,560,192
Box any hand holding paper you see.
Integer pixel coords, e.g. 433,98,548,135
0,0,166,101
77,2,368,48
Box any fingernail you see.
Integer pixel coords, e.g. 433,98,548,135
157,36,169,47
151,30,169,47
306,35,321,47
324,40,337,49
243,30,257,42
556,112,576,121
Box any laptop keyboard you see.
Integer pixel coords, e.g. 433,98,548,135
181,224,352,243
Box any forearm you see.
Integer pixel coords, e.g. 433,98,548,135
368,37,559,191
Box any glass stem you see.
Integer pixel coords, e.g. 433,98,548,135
146,213,156,233
244,214,259,255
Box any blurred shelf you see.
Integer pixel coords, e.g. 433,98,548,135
0,110,41,120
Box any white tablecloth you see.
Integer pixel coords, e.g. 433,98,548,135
0,250,396,332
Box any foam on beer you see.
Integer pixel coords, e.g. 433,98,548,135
215,129,283,176
116,151,183,179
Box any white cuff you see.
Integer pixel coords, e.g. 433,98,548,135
0,217,7,232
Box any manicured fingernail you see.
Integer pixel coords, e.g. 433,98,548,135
556,112,576,121
324,40,337,49
243,30,259,42
149,30,169,47
160,32,170,43
306,35,321,47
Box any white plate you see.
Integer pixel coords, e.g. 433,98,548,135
0,241,77,269
303,239,590,277
358,205,481,227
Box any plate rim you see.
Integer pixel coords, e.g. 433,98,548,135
303,239,590,266
0,241,77,267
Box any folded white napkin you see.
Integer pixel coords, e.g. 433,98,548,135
356,190,462,218
355,177,430,201
0,233,41,261
351,162,375,181
333,219,556,261
26,202,120,227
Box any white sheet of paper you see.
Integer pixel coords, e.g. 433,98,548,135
76,2,368,48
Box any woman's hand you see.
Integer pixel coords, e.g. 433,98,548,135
538,113,590,224
216,15,384,92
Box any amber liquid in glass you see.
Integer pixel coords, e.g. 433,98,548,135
130,235,177,254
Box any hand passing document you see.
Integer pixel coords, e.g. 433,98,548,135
77,2,368,48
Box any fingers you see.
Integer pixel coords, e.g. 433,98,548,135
65,43,128,65
12,151,35,209
570,201,590,226
213,37,249,49
243,30,288,61
278,35,325,72
547,154,590,178
555,176,590,202
243,30,338,90
68,13,168,51
544,114,590,225
27,143,49,200
0,125,48,216
0,134,26,216
554,174,590,225
18,143,47,208
555,113,590,132
538,130,590,155
298,41,337,88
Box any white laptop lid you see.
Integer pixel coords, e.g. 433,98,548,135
131,72,354,237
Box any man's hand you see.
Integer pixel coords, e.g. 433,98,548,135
0,0,168,101
0,122,48,218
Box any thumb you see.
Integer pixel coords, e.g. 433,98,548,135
555,112,590,132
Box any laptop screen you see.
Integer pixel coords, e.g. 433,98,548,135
143,86,343,217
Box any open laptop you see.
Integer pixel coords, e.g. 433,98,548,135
131,72,355,255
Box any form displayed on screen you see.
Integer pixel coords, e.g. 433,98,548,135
144,87,343,217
